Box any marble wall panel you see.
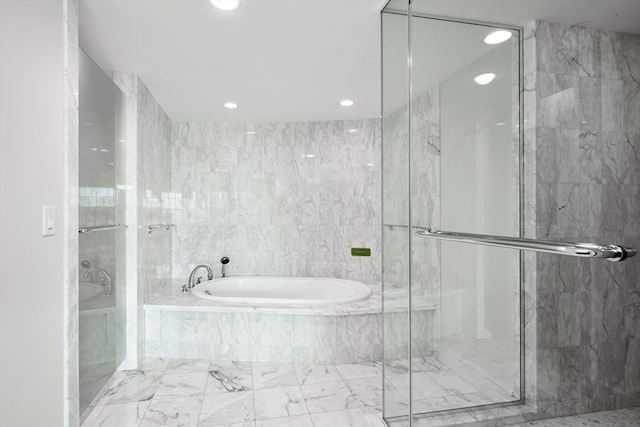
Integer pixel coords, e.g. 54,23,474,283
136,78,173,302
170,119,381,288
530,20,640,419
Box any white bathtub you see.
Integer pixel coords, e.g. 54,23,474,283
191,276,372,306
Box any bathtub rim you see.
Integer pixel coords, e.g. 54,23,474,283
190,275,374,306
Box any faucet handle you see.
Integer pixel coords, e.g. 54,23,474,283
196,276,202,284
221,257,230,265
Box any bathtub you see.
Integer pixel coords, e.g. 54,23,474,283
190,276,372,305
144,276,390,364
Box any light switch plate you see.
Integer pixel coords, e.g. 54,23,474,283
42,205,56,236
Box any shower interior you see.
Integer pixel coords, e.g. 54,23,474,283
381,1,522,422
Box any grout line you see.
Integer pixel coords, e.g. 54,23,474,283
134,356,168,426
195,358,212,425
293,362,313,423
250,360,257,424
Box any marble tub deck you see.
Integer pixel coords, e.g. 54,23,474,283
144,284,436,364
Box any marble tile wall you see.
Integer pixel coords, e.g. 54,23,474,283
527,21,640,418
144,309,383,364
135,77,173,362
136,78,173,300
170,120,381,289
382,89,442,361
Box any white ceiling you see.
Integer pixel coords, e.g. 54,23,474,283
80,0,640,123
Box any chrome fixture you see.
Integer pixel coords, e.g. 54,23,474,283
416,229,636,262
139,223,175,234
79,224,128,234
188,265,213,289
83,268,113,295
220,257,230,277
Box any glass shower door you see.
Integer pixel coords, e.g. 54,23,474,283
78,50,127,419
382,2,522,423
410,12,522,417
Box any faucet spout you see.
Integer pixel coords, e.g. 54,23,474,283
220,257,230,278
188,264,213,289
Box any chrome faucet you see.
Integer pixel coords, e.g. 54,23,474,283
220,257,230,278
188,264,213,289
84,268,112,295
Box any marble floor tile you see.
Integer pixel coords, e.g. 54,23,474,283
254,414,313,427
412,357,445,372
165,358,211,376
336,362,382,380
511,407,640,426
295,364,342,385
359,406,388,427
205,368,252,394
345,377,382,409
155,372,208,398
387,373,450,401
139,358,171,376
254,386,308,420
140,396,202,427
310,408,371,427
209,423,254,427
97,372,163,405
209,360,252,374
82,401,150,427
426,369,479,395
252,363,298,390
301,380,358,413
412,392,495,414
198,391,254,426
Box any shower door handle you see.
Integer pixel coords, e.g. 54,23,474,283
416,229,636,262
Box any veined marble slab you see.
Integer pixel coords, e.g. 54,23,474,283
145,279,435,316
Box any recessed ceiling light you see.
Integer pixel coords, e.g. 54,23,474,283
484,30,512,45
302,154,315,158
340,99,354,107
91,148,98,151
245,131,256,135
99,149,109,152
224,102,238,109
474,73,496,85
496,122,506,126
210,0,240,11
366,163,374,167
348,129,358,133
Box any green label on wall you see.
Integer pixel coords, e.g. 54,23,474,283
351,247,371,257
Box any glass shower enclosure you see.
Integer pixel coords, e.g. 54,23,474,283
78,50,128,419
381,0,522,423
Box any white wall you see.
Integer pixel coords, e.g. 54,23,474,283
0,1,68,425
